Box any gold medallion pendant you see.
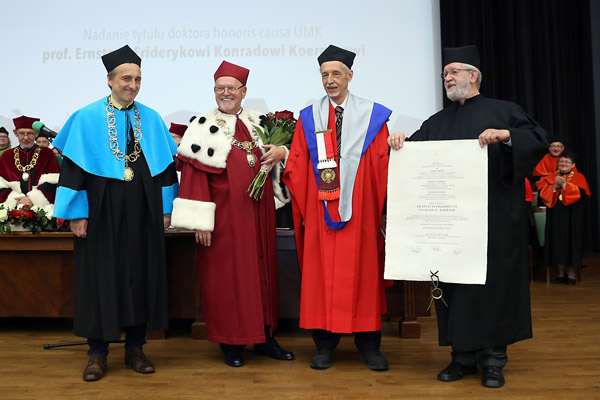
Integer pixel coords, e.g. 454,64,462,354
232,138,260,168
124,166,134,181
247,152,257,167
320,168,336,183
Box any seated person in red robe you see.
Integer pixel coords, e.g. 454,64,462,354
0,115,60,209
533,136,577,181
35,133,51,148
538,153,590,285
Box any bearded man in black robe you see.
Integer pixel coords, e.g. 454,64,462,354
392,45,548,388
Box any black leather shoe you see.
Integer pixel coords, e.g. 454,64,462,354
566,278,577,285
224,351,244,367
310,348,334,369
359,350,389,371
254,341,295,360
482,365,505,388
551,276,567,284
437,362,477,381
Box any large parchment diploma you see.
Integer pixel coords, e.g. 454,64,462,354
384,139,488,284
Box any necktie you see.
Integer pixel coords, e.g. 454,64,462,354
335,106,343,155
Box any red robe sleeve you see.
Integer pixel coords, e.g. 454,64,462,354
533,154,558,177
282,118,310,271
561,172,590,206
27,148,61,206
170,156,217,231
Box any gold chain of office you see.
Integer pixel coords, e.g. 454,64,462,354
214,109,261,167
13,146,41,172
106,97,142,163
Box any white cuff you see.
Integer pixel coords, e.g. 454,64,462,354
38,173,60,185
26,187,51,207
5,190,21,208
171,197,216,231
279,145,290,168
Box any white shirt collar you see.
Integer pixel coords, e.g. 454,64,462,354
329,92,349,110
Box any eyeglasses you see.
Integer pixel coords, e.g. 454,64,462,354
440,68,472,80
214,85,245,94
16,131,36,137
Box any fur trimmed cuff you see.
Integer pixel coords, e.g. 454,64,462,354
171,197,216,231
5,190,21,208
271,162,291,204
26,187,51,207
0,176,21,192
0,176,9,190
38,173,60,185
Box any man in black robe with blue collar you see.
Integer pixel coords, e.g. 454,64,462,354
53,45,179,382
397,45,548,388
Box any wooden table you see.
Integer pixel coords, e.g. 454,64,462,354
0,230,429,339
0,230,205,339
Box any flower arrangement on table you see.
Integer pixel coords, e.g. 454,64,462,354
246,110,296,200
0,203,69,234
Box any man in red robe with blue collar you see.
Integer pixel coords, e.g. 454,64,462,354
283,45,393,371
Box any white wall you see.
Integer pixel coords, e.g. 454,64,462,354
0,0,442,143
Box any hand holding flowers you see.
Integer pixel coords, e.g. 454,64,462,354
246,110,296,200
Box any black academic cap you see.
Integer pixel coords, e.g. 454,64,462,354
443,45,480,69
0,127,7,134
37,130,51,139
318,45,356,69
561,151,577,163
102,45,141,73
548,135,565,145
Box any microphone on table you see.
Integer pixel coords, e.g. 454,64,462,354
32,121,58,138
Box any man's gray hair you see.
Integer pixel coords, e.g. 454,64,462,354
462,63,482,89
318,64,351,74
107,68,117,90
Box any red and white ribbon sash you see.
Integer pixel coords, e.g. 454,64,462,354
315,129,338,169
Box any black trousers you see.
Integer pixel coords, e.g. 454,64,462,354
87,324,147,356
452,345,508,368
312,329,381,352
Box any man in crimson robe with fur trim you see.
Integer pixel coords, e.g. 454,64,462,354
283,45,395,371
171,60,294,367
0,115,60,208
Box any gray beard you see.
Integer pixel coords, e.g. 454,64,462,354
446,84,469,102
